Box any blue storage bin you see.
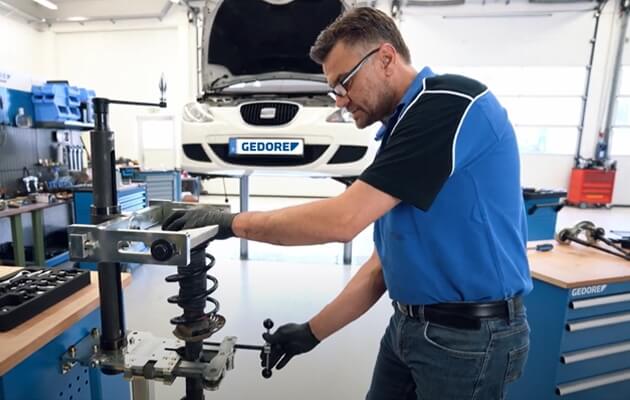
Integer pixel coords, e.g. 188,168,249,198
523,188,566,241
79,88,96,123
32,83,72,122
66,86,80,106
65,85,81,120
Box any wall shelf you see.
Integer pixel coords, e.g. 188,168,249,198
35,121,94,131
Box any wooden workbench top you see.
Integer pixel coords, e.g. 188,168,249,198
0,266,131,375
528,242,630,288
0,200,69,219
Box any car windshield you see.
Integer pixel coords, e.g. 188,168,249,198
217,79,330,94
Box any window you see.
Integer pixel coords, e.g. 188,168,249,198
611,66,630,156
436,66,587,154
137,115,177,169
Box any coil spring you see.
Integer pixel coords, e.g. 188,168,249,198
165,244,219,340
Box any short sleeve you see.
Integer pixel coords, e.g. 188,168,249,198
359,93,471,211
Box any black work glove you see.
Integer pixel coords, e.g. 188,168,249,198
161,208,237,239
260,322,320,370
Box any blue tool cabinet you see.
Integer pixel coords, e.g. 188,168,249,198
508,244,630,400
0,268,131,400
73,184,147,225
523,188,566,241
131,170,181,202
73,185,146,270
0,310,129,400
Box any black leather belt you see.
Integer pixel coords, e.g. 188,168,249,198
395,296,523,330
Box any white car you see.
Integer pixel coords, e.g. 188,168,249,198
181,0,378,179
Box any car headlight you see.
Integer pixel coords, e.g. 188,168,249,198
183,102,214,123
326,108,354,123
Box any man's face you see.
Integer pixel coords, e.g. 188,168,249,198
323,41,393,129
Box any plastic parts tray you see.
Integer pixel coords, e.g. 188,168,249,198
0,267,91,331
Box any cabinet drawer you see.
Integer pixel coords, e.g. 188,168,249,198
120,198,146,212
567,292,630,320
148,182,173,191
144,175,174,182
555,368,630,399
147,183,174,201
557,340,630,382
560,312,630,353
561,311,630,352
119,191,146,204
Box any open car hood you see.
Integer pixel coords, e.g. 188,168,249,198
202,0,351,92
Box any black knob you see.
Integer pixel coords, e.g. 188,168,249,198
262,369,272,379
150,239,175,261
595,227,606,238
263,319,274,330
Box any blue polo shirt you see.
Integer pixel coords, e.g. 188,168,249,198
359,67,532,305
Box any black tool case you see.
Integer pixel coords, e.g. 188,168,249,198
0,267,91,331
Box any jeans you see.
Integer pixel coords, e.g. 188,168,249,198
366,302,530,400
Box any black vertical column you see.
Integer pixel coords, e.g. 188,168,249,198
91,98,126,353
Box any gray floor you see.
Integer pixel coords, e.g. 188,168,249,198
121,196,630,399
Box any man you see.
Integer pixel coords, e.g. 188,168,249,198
163,7,532,400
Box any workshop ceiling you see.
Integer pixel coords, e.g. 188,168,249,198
0,0,204,23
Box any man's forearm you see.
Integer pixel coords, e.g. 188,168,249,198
232,197,358,245
230,180,400,246
308,251,386,340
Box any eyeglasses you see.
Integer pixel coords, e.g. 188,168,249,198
330,47,380,98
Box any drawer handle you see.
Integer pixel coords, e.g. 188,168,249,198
556,368,630,396
570,293,630,309
561,340,630,364
566,312,630,332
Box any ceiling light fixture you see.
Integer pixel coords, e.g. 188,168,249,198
67,16,88,21
170,0,180,3
32,0,58,10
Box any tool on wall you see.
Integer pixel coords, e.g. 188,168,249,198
21,167,38,194
62,76,275,400
52,130,85,172
556,221,630,261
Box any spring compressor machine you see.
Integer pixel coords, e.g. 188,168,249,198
62,83,274,400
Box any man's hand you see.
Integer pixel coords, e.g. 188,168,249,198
161,208,237,239
260,322,320,370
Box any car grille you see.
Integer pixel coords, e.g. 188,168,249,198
182,144,211,162
328,146,368,164
240,102,299,126
209,144,328,166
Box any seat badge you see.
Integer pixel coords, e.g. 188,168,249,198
260,107,276,119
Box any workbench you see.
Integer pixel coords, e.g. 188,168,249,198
0,201,69,267
0,266,132,400
509,243,630,400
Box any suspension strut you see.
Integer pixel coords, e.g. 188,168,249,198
165,241,225,400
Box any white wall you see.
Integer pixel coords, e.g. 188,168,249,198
615,159,630,204
612,7,630,205
50,11,192,164
400,0,629,203
0,13,53,77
